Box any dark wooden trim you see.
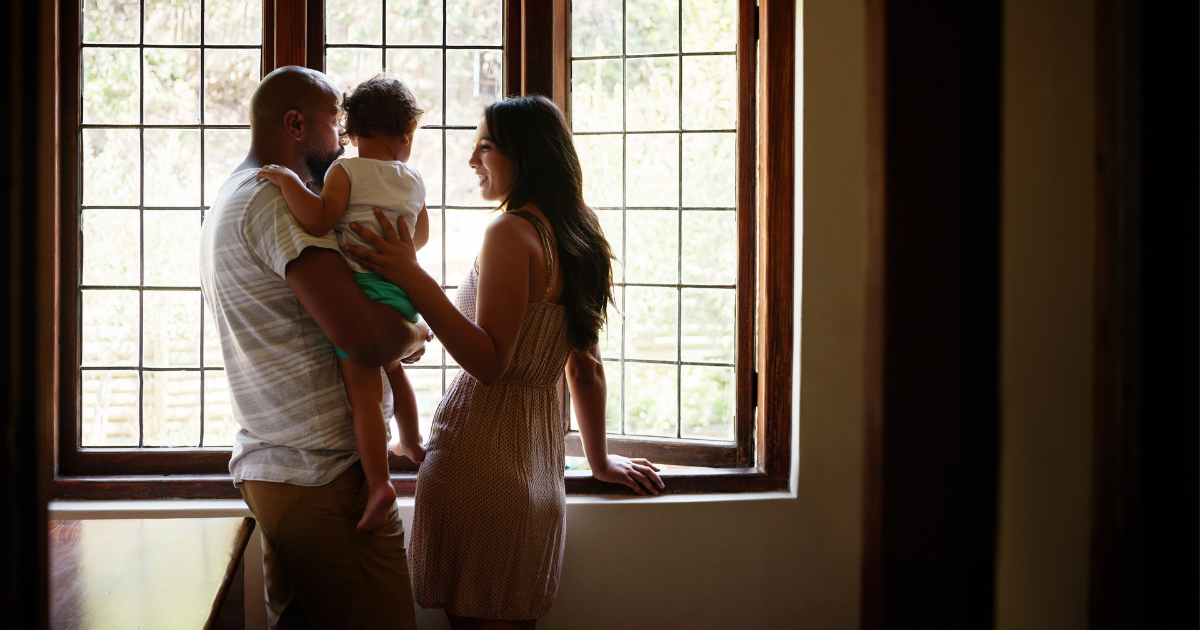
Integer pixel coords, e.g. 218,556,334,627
863,2,1002,627
57,0,81,478
272,0,307,70
734,0,757,468
504,0,522,97
550,0,569,113
564,432,739,468
205,517,255,630
754,0,795,483
1089,1,1142,627
862,0,886,627
305,0,323,71
53,467,784,501
75,450,234,475
262,0,275,75
521,0,554,97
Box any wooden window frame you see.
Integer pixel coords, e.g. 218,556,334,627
53,0,793,499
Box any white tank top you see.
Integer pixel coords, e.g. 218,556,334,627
332,156,426,274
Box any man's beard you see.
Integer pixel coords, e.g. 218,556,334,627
302,142,344,192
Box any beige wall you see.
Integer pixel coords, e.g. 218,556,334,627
995,0,1096,628
405,2,869,628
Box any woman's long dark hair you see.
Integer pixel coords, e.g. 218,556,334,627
483,95,616,353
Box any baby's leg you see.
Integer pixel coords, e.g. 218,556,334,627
385,362,425,463
339,357,397,534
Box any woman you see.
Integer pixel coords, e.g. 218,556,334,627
345,95,665,629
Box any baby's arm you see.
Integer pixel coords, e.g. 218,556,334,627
413,204,429,251
256,163,352,236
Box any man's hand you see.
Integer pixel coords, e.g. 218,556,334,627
286,247,425,367
400,320,433,364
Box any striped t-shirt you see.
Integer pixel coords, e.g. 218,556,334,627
199,169,393,486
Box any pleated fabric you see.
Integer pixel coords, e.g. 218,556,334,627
408,213,571,621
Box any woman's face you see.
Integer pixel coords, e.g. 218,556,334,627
469,118,516,202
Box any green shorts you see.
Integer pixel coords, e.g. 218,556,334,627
335,272,419,361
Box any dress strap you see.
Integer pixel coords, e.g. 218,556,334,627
507,209,556,302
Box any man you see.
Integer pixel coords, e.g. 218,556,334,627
199,66,426,629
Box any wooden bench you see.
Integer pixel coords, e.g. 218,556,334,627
49,517,256,629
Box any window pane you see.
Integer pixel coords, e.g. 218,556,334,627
327,0,383,44
204,129,251,205
597,294,622,360
204,48,259,125
203,370,236,446
682,55,735,130
446,49,502,126
144,48,201,125
681,210,735,284
594,208,624,279
143,290,201,367
82,209,139,286
326,48,385,95
408,368,442,440
205,0,263,44
203,302,224,367
82,289,140,367
626,57,678,132
143,371,202,446
81,370,139,446
144,129,201,207
83,48,140,125
680,288,734,363
682,0,736,52
444,208,492,285
145,0,201,44
446,0,502,46
145,210,202,286
446,129,488,206
576,134,623,207
625,362,677,437
681,132,734,207
387,0,443,44
416,206,444,289
625,286,677,360
386,48,444,126
410,128,444,205
571,60,623,132
626,133,678,207
573,0,623,57
84,0,140,44
681,365,733,440
625,210,677,283
627,0,678,54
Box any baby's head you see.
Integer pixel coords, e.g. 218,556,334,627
341,76,424,142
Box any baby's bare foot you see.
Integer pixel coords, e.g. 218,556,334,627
357,482,396,534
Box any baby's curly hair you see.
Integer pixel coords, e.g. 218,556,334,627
340,76,424,140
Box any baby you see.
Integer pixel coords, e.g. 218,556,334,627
257,76,429,533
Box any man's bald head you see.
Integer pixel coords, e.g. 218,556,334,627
250,66,340,137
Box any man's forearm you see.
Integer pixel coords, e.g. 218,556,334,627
350,302,421,366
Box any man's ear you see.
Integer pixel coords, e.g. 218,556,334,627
282,109,305,142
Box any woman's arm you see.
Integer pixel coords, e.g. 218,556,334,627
567,347,664,495
345,208,535,385
257,163,352,236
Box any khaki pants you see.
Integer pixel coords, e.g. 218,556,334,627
240,462,417,630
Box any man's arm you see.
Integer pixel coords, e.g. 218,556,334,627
286,247,425,366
